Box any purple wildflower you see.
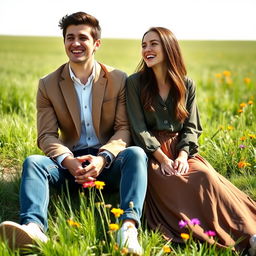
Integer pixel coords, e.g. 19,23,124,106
205,230,216,237
178,220,188,229
190,218,201,226
239,144,246,149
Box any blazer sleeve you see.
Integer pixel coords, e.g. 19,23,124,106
36,78,73,158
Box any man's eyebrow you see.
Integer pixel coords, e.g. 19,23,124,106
78,33,89,37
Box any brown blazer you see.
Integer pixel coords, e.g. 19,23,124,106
36,62,130,158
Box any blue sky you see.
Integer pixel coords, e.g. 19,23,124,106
0,0,255,40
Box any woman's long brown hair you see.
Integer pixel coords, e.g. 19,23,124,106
137,27,188,122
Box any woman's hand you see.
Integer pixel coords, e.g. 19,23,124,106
160,158,176,176
173,151,189,175
152,148,176,176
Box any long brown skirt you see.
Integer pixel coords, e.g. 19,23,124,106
145,131,256,251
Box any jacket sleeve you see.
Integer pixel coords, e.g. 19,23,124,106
176,78,203,156
36,78,72,158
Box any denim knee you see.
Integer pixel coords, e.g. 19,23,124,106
22,155,59,183
23,155,45,167
23,155,45,176
120,146,148,181
124,146,148,163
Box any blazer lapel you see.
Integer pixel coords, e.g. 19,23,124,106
92,62,107,138
59,63,81,136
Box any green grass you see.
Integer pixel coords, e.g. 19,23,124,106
0,36,255,255
0,189,236,256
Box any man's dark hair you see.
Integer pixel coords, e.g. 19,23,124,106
59,12,101,41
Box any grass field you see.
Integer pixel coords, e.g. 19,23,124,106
0,36,255,255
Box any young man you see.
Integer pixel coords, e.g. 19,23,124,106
0,12,147,255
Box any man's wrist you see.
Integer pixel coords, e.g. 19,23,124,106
97,151,112,168
56,153,73,169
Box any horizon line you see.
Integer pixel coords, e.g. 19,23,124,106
1,34,256,41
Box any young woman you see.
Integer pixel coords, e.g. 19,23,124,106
126,27,256,255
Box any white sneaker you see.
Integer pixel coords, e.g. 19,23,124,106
0,221,48,249
117,222,142,255
249,235,256,256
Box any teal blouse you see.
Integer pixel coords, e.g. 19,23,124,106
126,73,202,156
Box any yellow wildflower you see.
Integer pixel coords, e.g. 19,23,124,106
227,125,234,130
237,161,251,168
180,233,190,240
240,136,246,141
244,77,251,84
248,100,253,105
121,247,129,254
239,103,247,108
237,109,243,113
215,73,222,78
109,223,119,231
111,208,124,218
163,245,171,253
67,219,81,228
94,180,105,189
113,243,119,250
225,77,233,85
248,134,256,139
223,70,231,76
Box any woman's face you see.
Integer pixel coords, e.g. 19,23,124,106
142,31,165,68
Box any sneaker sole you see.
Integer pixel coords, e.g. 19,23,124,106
0,221,34,249
127,249,143,256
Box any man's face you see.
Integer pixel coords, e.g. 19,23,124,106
64,24,100,64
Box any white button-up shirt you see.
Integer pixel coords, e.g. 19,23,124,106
70,63,101,151
56,63,101,166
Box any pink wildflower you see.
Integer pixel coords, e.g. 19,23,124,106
190,218,201,226
178,220,188,229
205,230,216,237
82,181,95,188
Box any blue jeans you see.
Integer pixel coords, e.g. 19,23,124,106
19,146,147,232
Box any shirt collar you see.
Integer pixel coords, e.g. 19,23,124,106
68,62,96,86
